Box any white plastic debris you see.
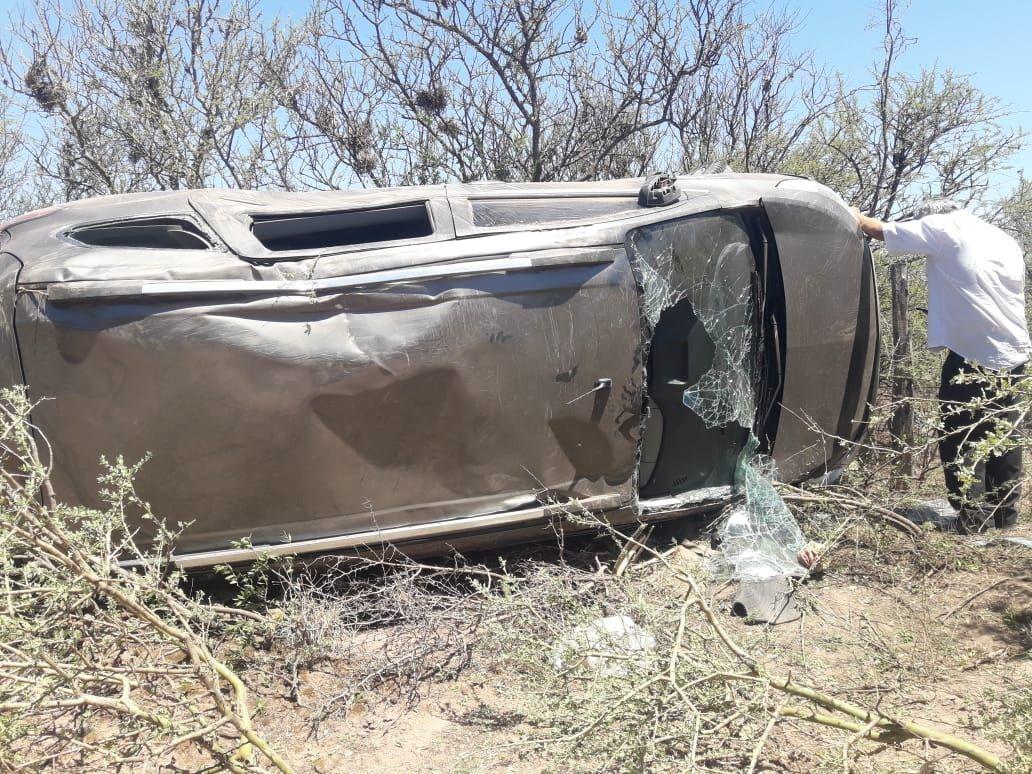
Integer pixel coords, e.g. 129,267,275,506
553,615,656,674
972,536,1032,549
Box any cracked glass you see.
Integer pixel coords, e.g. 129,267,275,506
630,214,805,580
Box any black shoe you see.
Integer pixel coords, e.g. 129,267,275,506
994,511,1019,529
956,508,993,535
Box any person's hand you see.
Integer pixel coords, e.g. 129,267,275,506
849,207,884,240
797,546,818,568
797,542,825,571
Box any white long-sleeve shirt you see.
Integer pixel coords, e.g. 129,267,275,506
882,210,1031,370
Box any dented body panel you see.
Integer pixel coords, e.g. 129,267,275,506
16,250,642,553
0,175,878,566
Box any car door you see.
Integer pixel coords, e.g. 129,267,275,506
628,211,763,498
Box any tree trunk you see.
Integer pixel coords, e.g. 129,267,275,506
888,261,914,477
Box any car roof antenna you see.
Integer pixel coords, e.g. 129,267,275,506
638,173,680,207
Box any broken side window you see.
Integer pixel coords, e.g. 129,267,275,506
633,214,757,495
68,218,212,250
629,213,805,580
250,202,434,251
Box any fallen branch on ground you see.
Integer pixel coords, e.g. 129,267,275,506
778,483,923,537
609,521,1006,771
939,576,1030,621
0,389,293,772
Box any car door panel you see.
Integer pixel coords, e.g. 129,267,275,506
16,248,642,553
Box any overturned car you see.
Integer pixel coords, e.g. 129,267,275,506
0,174,878,567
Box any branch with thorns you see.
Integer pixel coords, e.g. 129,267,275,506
0,388,292,772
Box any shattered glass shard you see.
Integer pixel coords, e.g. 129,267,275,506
630,214,805,580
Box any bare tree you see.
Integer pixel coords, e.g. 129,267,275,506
280,0,750,186
0,0,302,199
993,175,1032,262
0,96,28,218
671,7,838,173
798,0,1022,474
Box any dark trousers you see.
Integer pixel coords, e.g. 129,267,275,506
938,350,1025,528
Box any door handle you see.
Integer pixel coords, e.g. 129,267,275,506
566,378,613,405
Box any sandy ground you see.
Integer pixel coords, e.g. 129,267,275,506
197,521,1031,773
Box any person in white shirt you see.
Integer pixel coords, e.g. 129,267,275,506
853,198,1030,532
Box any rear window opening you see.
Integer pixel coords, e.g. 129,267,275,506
470,197,640,228
69,218,212,250
250,202,434,252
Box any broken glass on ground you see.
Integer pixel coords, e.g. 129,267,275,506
630,214,806,581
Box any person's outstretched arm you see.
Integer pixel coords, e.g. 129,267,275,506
849,208,955,258
850,207,885,240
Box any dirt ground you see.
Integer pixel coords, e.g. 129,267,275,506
204,518,1031,773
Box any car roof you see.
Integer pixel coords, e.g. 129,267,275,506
2,173,849,287
3,173,794,238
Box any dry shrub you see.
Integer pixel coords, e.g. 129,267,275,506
252,504,1020,772
0,388,290,772
227,553,491,722
471,558,779,772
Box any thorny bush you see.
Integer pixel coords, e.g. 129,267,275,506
0,388,291,772
245,507,1022,772
217,551,492,719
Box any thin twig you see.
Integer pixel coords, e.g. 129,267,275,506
939,576,1029,621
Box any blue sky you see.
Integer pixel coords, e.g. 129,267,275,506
790,0,1031,194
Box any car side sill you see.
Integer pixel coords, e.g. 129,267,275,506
639,485,734,514
152,493,627,569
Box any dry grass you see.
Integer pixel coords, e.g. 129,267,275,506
223,505,1030,773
